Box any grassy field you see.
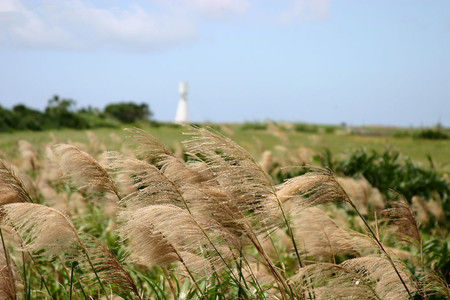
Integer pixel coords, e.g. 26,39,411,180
1,124,449,174
0,124,448,299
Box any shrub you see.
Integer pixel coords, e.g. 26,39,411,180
415,129,448,140
105,102,152,123
293,123,318,133
45,95,89,129
315,149,449,223
241,122,267,130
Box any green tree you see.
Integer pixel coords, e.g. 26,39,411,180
104,102,152,123
45,95,88,129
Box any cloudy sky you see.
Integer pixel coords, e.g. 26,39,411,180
0,0,449,126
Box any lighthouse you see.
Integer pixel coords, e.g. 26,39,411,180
175,82,189,123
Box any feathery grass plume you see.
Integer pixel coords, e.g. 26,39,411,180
425,196,445,223
173,141,185,160
118,204,235,276
159,155,210,186
0,203,80,257
127,128,265,237
37,179,68,212
183,127,282,234
86,131,105,155
18,140,39,172
41,146,64,183
341,256,416,300
277,171,415,297
183,127,294,294
1,203,139,298
337,177,385,215
411,196,429,226
420,271,450,298
383,195,421,248
0,239,18,300
259,150,273,174
80,234,140,298
347,231,414,262
106,152,185,210
292,207,360,262
291,263,381,300
126,128,173,162
296,147,314,165
127,128,210,186
0,159,34,205
52,144,119,197
276,170,348,208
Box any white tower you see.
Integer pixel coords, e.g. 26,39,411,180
175,81,189,123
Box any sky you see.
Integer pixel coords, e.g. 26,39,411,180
0,0,449,126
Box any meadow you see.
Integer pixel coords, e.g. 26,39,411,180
0,123,448,299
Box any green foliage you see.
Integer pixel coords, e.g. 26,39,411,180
0,96,157,132
293,123,319,133
241,122,267,130
45,95,90,129
315,149,449,228
0,105,17,131
423,239,450,282
105,102,152,123
415,129,448,140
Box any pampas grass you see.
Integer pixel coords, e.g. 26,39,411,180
0,127,446,299
52,144,119,198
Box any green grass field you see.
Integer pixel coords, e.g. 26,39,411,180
1,124,449,174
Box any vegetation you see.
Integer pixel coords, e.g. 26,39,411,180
0,126,448,299
0,96,152,132
105,102,152,123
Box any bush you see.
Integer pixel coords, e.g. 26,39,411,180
241,122,267,131
415,129,448,140
315,149,449,222
105,102,152,123
0,106,16,131
45,96,89,129
12,104,46,130
293,123,318,133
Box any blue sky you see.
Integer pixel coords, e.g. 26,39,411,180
0,0,449,126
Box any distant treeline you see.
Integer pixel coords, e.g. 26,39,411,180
241,121,449,140
0,95,152,132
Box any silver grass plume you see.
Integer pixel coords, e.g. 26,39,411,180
0,203,139,298
182,127,293,294
276,170,349,208
52,144,119,197
291,262,381,300
383,195,421,248
126,128,173,162
18,140,39,172
292,207,360,262
118,204,235,276
0,239,18,300
341,255,416,300
106,152,185,210
420,271,450,298
0,203,81,258
0,159,34,205
183,127,282,235
80,234,140,298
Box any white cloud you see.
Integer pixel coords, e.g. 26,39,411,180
0,0,198,51
279,0,331,23
0,0,330,52
179,0,250,16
